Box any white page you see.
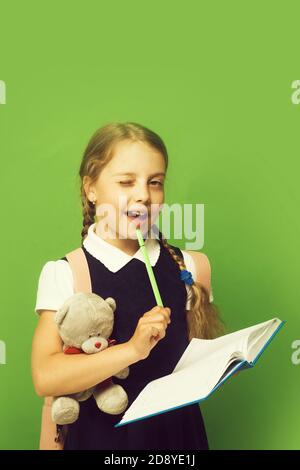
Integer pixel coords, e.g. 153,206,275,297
173,336,245,373
173,318,276,373
246,318,281,362
117,341,243,426
116,317,281,427
118,352,231,425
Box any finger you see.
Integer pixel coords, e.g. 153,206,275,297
142,312,169,320
141,313,169,325
140,322,165,336
143,311,171,324
148,323,166,340
141,324,162,346
151,306,171,317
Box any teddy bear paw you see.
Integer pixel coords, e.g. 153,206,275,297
114,366,130,380
94,384,128,415
51,397,80,425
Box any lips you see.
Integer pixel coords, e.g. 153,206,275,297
127,211,147,218
125,209,148,218
124,210,148,225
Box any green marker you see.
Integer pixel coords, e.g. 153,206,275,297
136,227,164,307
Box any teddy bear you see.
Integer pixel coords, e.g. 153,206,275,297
51,292,130,425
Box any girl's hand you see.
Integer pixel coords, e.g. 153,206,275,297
127,306,171,361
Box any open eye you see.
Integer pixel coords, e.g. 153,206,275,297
88,334,92,338
97,333,101,336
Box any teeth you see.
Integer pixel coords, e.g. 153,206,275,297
126,209,148,219
127,211,141,216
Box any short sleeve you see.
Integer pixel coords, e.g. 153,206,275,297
34,260,74,316
182,251,214,309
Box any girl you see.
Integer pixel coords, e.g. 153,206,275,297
32,122,224,450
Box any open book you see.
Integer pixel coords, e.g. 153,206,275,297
115,317,285,428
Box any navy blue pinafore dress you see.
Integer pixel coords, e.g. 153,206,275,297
62,239,209,450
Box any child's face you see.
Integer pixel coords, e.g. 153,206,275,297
86,139,166,241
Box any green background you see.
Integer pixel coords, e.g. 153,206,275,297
0,0,299,450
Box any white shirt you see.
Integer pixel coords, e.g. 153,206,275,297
34,223,214,315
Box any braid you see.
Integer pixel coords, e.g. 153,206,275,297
158,230,225,341
81,186,96,243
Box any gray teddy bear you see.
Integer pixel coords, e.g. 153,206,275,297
51,292,130,425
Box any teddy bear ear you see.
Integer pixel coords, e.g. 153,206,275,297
105,297,116,312
54,303,69,326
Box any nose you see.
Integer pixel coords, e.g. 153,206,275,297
133,182,151,205
95,342,101,349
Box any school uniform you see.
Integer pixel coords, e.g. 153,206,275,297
35,223,214,450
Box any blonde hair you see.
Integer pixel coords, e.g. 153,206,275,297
79,121,225,340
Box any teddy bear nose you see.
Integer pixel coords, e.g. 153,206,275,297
95,342,102,349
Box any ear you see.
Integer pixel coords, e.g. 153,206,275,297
83,175,96,203
54,303,69,326
105,297,116,312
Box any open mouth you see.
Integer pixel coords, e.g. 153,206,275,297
125,210,148,222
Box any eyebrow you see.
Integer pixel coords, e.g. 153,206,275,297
112,172,166,178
